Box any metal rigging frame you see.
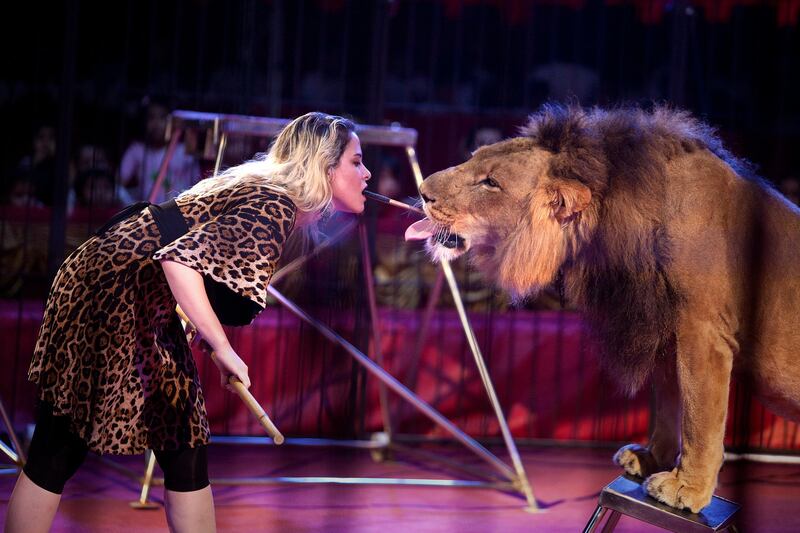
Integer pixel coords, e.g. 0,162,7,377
127,110,537,511
0,397,25,477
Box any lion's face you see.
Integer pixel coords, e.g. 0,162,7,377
419,138,546,261
418,137,593,298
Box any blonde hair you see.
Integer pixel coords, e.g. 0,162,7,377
179,112,356,214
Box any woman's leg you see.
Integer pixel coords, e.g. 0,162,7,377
154,445,215,533
4,472,61,533
164,485,216,533
4,403,88,533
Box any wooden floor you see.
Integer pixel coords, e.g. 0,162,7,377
1,443,798,532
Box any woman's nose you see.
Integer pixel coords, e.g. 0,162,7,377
364,166,371,180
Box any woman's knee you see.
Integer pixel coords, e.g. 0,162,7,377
23,404,88,494
153,445,210,492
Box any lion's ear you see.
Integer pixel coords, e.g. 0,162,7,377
549,180,592,224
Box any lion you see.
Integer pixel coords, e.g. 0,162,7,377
407,105,800,513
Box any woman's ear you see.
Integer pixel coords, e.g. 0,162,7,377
548,180,592,224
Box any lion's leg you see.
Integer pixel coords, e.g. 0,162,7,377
644,314,732,513
614,356,681,477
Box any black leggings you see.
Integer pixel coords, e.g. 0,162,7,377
23,403,209,494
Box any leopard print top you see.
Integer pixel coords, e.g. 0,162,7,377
28,183,297,455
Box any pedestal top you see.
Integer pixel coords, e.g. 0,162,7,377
599,475,740,533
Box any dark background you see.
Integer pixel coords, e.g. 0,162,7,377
2,0,798,184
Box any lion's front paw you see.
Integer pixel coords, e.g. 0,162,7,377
644,470,714,514
613,444,660,478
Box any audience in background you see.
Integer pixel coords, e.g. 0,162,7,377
75,143,112,176
3,176,44,208
376,152,419,201
14,123,58,207
461,125,503,161
120,100,199,203
74,169,121,209
73,144,123,209
1,107,797,310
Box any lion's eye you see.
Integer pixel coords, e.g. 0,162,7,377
480,176,500,189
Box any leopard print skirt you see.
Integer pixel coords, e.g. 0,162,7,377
28,208,209,455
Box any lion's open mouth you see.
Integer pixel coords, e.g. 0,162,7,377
434,228,464,249
405,217,468,259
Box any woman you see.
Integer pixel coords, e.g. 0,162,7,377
5,112,371,533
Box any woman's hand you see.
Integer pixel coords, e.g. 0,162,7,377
211,344,251,393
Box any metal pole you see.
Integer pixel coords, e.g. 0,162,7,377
267,286,516,481
601,511,621,532
407,268,444,383
213,131,228,176
440,251,538,510
401,268,445,420
147,128,184,203
46,0,79,280
367,0,390,123
267,0,284,117
405,145,538,510
270,219,358,286
0,398,24,465
358,222,393,440
583,506,608,533
130,449,159,509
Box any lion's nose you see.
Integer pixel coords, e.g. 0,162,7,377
420,192,435,204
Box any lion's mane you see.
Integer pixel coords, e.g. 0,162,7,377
515,105,756,394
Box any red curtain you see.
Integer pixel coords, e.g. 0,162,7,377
3,302,798,450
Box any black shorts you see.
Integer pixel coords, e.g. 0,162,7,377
24,402,209,493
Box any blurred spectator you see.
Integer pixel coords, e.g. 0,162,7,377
73,143,124,209
461,125,503,161
529,62,599,103
120,100,199,203
0,174,49,298
74,169,121,209
75,143,112,175
15,123,58,206
3,175,44,208
377,158,401,198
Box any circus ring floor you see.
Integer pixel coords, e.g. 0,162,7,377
1,443,798,532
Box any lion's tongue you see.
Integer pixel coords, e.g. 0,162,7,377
405,218,436,241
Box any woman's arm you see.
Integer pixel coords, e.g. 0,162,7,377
160,259,251,390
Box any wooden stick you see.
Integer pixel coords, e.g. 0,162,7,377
175,305,197,343
364,190,425,215
177,305,285,445
225,375,285,445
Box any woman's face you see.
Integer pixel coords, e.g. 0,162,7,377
330,132,371,213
